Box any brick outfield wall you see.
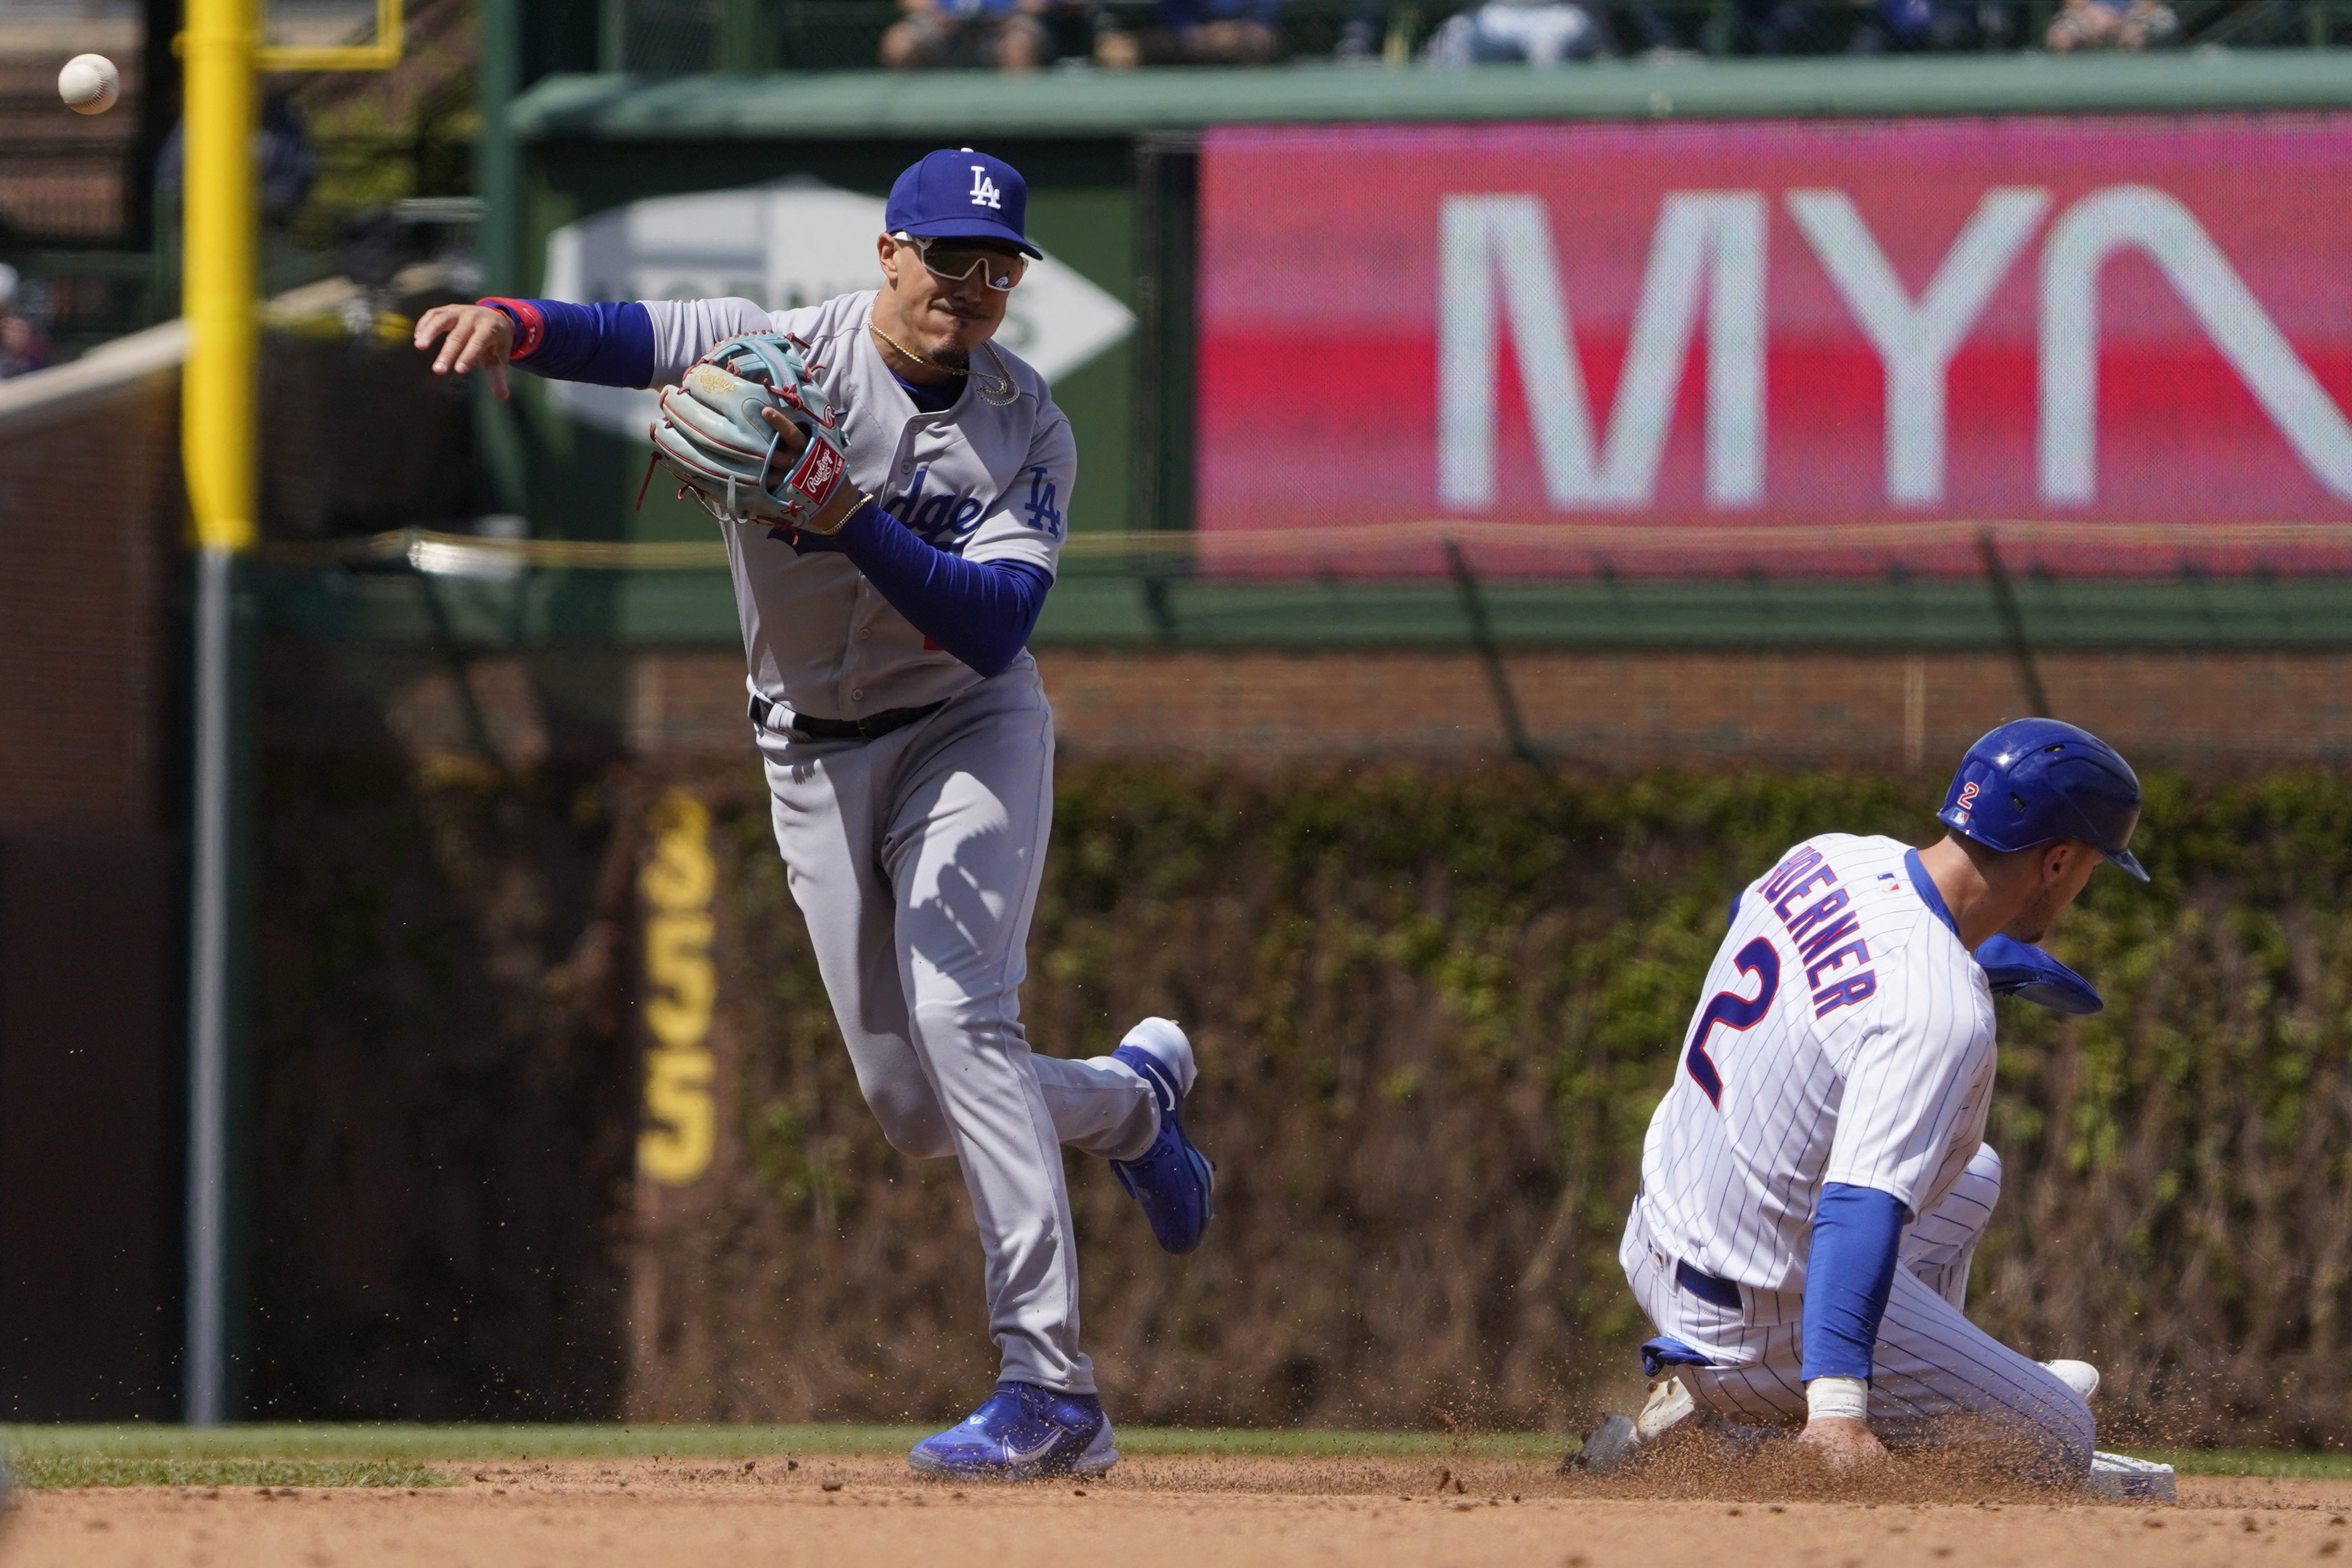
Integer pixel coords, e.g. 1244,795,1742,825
613,645,2352,773
252,614,2352,1429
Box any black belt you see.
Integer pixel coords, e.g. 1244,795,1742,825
1675,1260,1743,1311
750,693,946,741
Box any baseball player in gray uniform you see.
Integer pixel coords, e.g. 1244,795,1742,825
415,148,1215,1480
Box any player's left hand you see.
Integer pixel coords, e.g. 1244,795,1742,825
760,407,864,536
1974,934,2104,1015
1798,1416,1889,1472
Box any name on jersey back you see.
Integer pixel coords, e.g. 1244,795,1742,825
1757,843,1880,1019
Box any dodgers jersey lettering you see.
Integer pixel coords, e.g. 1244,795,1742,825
1638,833,1997,1306
641,290,1074,722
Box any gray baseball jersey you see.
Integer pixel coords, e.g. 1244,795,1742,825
642,289,1074,721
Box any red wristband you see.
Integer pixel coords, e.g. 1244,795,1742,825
477,298,544,360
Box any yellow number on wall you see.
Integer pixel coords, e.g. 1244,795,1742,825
643,912,716,1051
639,1046,715,1186
639,789,718,1187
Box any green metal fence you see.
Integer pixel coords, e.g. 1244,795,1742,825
257,523,2352,652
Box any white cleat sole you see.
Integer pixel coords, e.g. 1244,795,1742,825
1635,1375,1696,1442
2041,1358,2101,1401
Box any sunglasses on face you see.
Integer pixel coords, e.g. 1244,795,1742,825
895,233,1027,291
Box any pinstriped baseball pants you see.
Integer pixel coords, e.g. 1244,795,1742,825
761,663,1156,1397
1623,1144,2096,1480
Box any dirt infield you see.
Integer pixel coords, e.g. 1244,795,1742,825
6,1455,2350,1568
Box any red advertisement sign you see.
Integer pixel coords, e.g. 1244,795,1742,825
1196,116,2352,575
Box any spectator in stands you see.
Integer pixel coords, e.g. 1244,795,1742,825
881,0,1056,69
0,265,54,380
1334,12,1382,57
1095,0,1281,65
1849,0,2015,50
2045,0,2177,47
1421,0,1603,62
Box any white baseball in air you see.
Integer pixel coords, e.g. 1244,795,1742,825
58,54,119,115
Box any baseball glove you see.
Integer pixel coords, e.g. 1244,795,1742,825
649,331,855,530
1974,934,2103,1015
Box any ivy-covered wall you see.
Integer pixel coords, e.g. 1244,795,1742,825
249,741,2352,1445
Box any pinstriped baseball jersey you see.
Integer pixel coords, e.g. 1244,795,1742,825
1637,833,1997,1304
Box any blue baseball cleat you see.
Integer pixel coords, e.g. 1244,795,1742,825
907,1381,1121,1480
1110,1017,1216,1254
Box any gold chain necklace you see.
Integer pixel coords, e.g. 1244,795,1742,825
868,320,1018,407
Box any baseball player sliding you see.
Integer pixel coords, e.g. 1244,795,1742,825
1580,718,2169,1495
413,149,1215,1481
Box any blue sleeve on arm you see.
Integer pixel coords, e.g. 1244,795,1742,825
485,299,656,389
799,500,1051,677
1801,1182,1908,1383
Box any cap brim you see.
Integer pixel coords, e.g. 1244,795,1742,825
898,215,1042,259
2104,845,2150,882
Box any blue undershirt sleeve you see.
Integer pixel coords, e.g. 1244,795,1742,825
483,299,657,389
791,499,1051,678
1800,1182,1908,1384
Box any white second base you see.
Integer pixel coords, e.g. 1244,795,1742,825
2084,1450,2177,1502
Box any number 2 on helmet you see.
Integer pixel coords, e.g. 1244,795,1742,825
1685,938,1781,1108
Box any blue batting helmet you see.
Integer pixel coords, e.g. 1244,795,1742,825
1937,718,2148,882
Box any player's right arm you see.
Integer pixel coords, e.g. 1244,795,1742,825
413,296,777,398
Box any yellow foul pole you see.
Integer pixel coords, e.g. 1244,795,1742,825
182,0,259,553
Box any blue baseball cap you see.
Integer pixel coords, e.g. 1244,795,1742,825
884,148,1040,259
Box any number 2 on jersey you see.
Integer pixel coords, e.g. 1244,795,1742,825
1684,937,1781,1108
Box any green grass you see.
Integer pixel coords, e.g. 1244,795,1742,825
0,1423,1562,1481
12,1456,449,1490
3,1425,2342,1488
2137,1449,2352,1480
1,1423,926,1463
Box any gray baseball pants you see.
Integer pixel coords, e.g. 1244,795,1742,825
760,663,1155,1397
1623,1144,2096,1479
